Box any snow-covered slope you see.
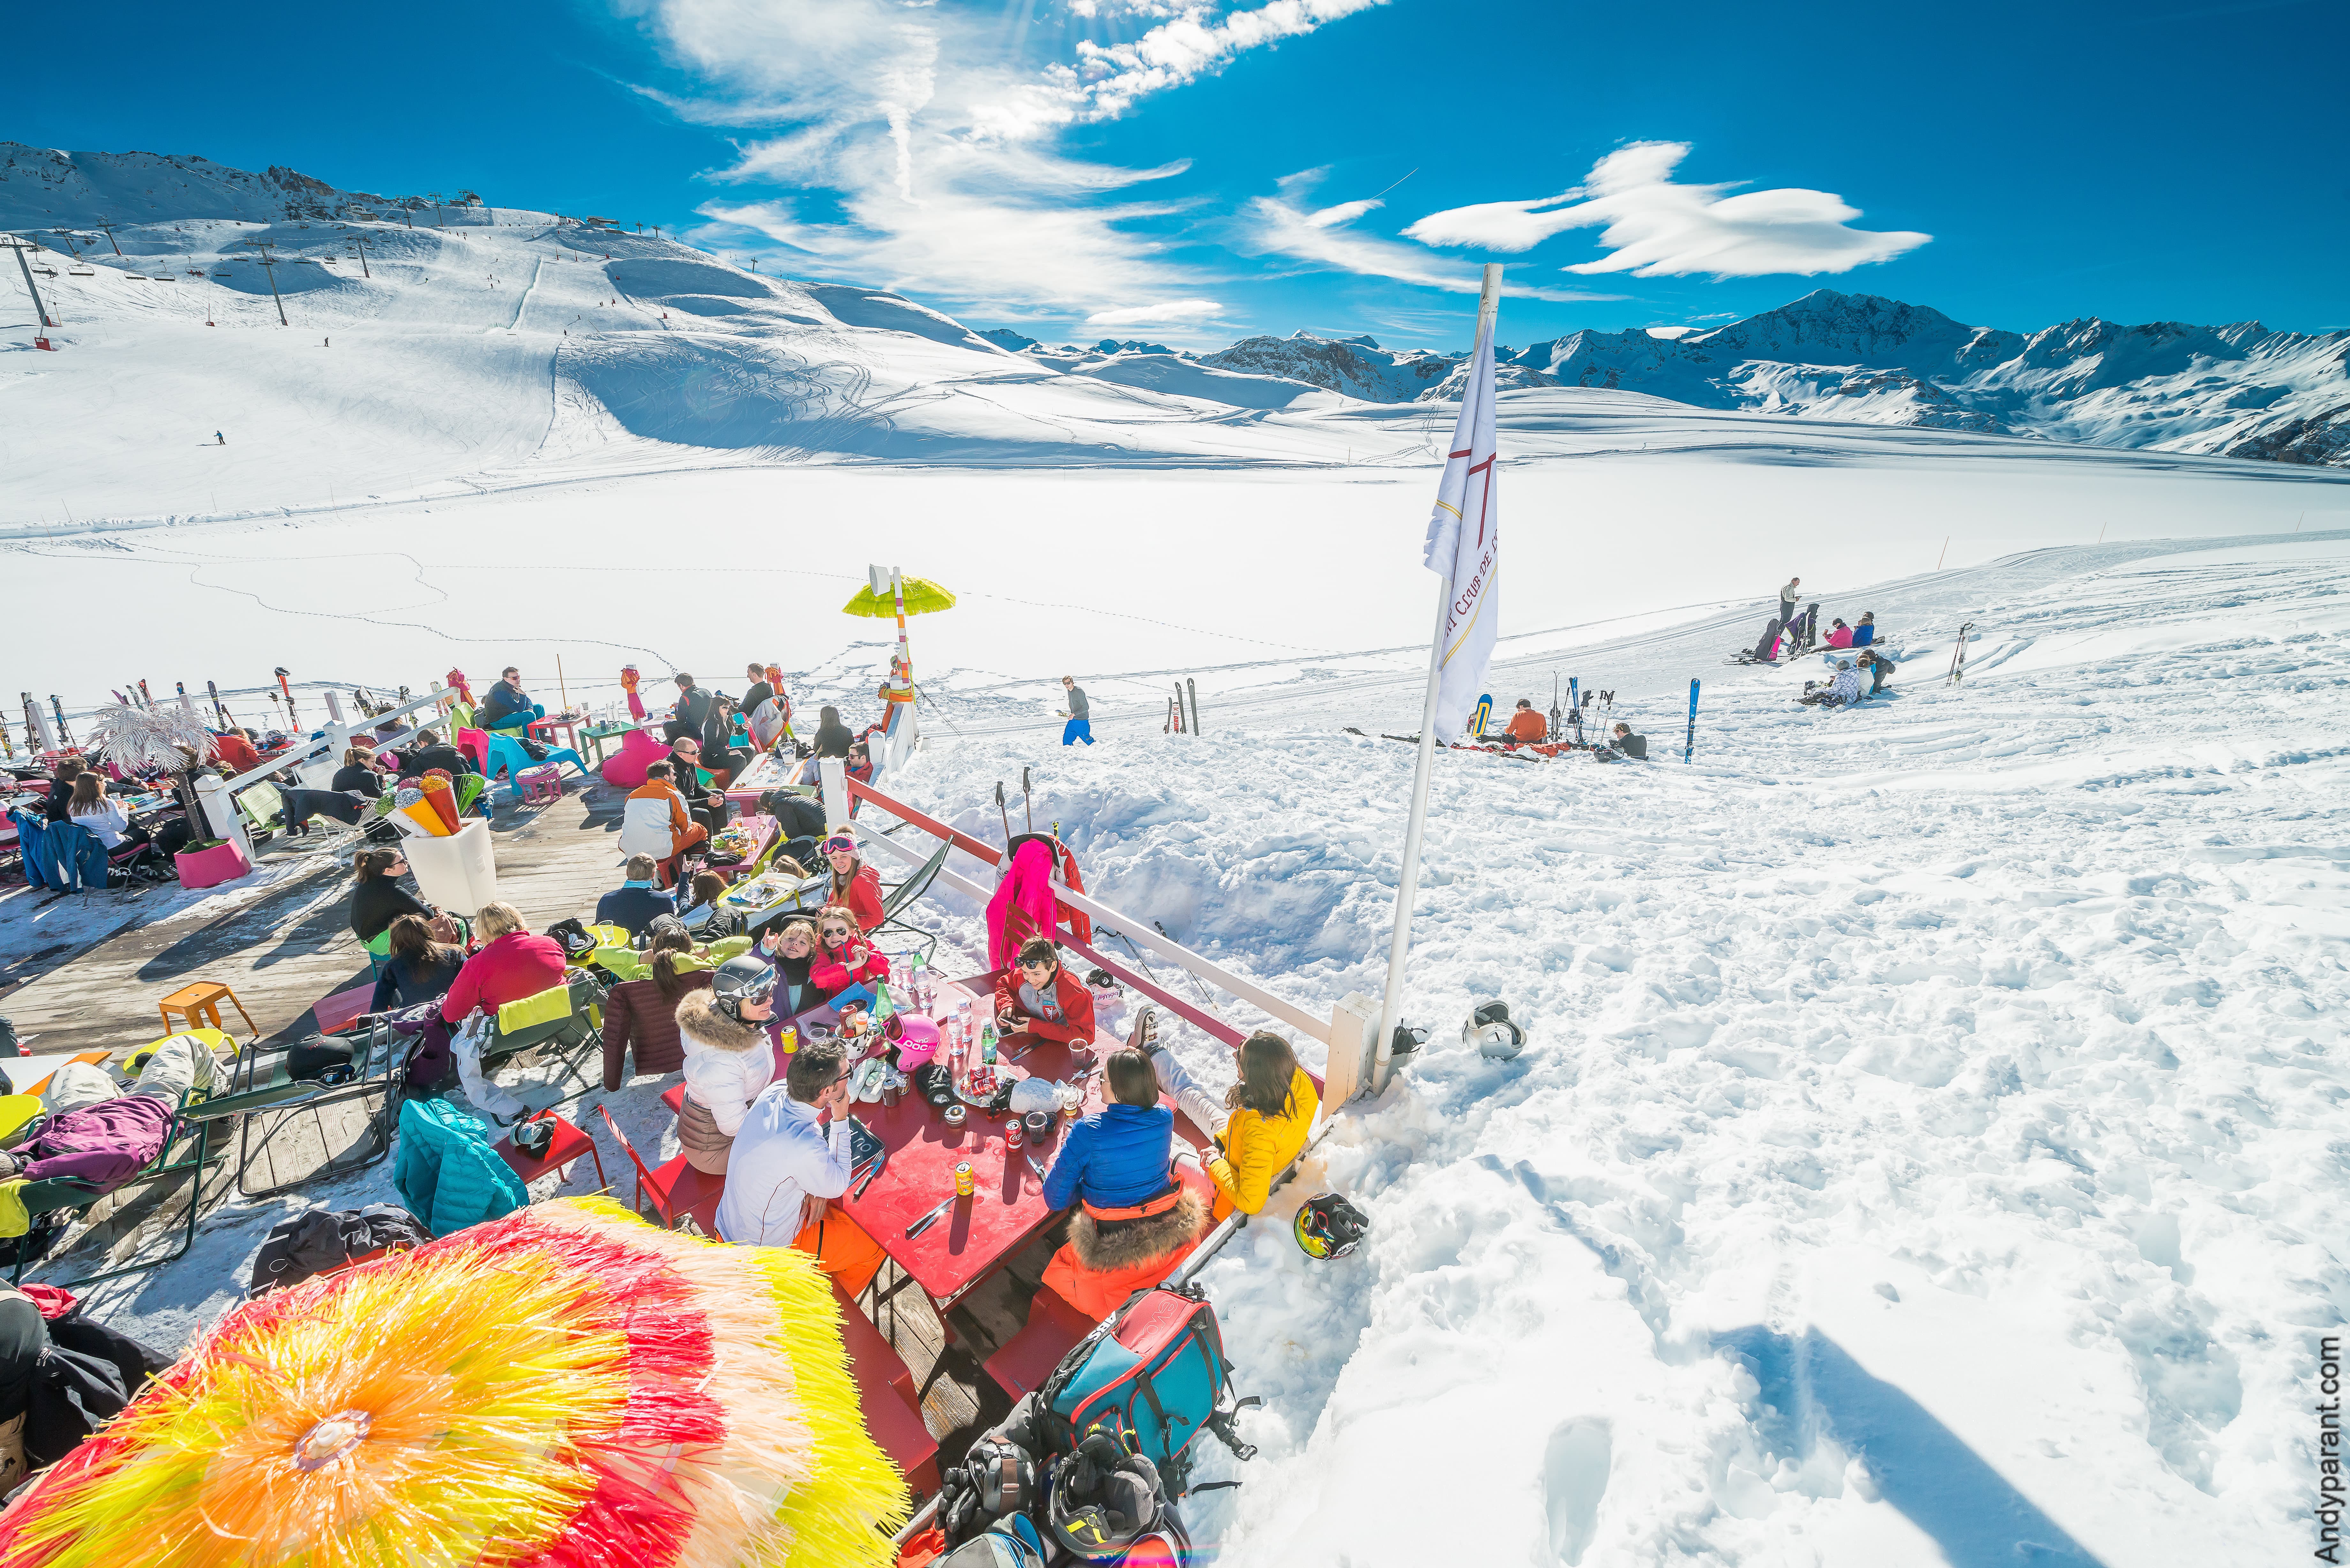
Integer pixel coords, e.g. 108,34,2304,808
1200,331,1459,402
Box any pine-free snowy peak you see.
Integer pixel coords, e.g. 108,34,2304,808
996,293,2350,465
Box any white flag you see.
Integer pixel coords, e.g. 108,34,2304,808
1422,309,1500,738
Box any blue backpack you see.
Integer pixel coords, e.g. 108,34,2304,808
1041,1282,1257,1495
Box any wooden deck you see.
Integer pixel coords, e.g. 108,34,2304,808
0,780,1028,1481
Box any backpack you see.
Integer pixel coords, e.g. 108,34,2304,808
1040,1282,1257,1495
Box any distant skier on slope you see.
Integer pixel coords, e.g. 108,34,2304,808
214,431,225,445
1779,576,1802,628
1059,675,1094,746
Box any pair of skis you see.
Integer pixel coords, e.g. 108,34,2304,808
1166,678,1201,736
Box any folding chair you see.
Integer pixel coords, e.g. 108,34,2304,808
596,1104,724,1233
234,780,288,841
477,971,609,1105
9,1087,215,1288
207,1012,404,1198
873,835,951,961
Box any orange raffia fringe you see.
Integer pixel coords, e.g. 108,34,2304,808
0,1198,906,1568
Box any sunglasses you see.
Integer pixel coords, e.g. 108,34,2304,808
820,926,852,939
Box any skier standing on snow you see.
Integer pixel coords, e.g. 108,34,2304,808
215,431,225,446
1059,676,1094,747
1779,576,1801,630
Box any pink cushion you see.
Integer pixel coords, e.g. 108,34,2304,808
599,728,668,789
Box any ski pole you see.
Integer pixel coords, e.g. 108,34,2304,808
1021,766,1033,834
1188,678,1200,737
50,696,72,747
1684,678,1700,764
996,780,1013,847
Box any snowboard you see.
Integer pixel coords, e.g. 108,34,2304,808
1471,693,1492,738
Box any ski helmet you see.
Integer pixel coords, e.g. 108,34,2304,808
710,956,776,1023
1464,999,1526,1060
1293,1192,1369,1260
1046,1429,1164,1563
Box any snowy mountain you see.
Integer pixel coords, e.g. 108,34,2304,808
968,294,2349,466
1518,290,2350,464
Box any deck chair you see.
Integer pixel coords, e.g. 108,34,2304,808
8,1087,215,1288
872,835,952,961
204,1013,405,1198
233,780,288,843
477,972,607,1104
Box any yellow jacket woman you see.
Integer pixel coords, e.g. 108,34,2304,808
1144,1018,1320,1219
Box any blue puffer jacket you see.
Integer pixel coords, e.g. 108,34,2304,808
1042,1102,1175,1212
393,1098,527,1236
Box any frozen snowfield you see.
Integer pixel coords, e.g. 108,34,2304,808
10,200,2350,1568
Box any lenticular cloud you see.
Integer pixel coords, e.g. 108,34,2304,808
1405,141,1931,279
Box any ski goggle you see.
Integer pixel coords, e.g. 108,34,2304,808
824,834,857,855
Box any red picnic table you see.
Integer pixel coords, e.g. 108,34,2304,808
703,812,777,886
824,973,1213,1313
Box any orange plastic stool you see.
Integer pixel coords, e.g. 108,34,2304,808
157,982,259,1040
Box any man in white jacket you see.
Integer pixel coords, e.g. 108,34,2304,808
715,1035,859,1247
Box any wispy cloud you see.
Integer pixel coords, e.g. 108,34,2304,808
1085,298,1226,326
1240,172,1623,302
1405,142,1930,278
635,0,1383,318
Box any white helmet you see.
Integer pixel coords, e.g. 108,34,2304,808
1464,1000,1526,1060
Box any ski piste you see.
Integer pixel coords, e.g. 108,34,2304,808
1685,677,1701,763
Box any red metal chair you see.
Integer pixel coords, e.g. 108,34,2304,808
597,1104,724,1233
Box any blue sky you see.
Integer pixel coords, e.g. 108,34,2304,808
16,0,2345,350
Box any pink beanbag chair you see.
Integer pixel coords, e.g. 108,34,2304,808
600,727,669,789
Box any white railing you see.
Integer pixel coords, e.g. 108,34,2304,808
827,764,1383,1103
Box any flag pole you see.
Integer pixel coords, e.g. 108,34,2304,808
1374,262,1502,1095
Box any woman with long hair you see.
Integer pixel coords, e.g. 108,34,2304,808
807,904,890,1000
599,923,713,1092
65,774,148,853
1138,1014,1321,1218
678,870,745,939
370,913,466,1011
349,847,434,950
821,832,885,932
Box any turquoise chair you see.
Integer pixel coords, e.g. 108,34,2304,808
483,731,589,785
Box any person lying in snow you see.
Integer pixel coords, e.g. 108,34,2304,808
1607,723,1649,760
1040,1040,1208,1320
1800,662,1865,708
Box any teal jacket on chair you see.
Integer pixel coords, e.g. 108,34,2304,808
393,1098,527,1236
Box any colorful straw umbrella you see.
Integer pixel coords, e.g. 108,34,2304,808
841,571,955,689
0,1198,908,1568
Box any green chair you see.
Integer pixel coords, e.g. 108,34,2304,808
8,1088,213,1288
234,780,287,839
200,1016,405,1199
477,972,608,1105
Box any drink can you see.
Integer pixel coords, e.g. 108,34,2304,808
1005,1119,1024,1150
777,1024,798,1055
954,1161,974,1197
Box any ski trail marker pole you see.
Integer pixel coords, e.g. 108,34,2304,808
1684,678,1700,764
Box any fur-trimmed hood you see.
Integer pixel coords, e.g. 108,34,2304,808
1070,1186,1209,1273
674,988,764,1054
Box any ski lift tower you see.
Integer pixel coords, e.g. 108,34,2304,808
4,239,58,342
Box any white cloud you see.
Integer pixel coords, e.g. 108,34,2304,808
1085,298,1227,326
631,0,1384,318
1404,142,1931,278
1240,176,1622,303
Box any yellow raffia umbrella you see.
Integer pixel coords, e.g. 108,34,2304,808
843,572,955,690
0,1198,906,1568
